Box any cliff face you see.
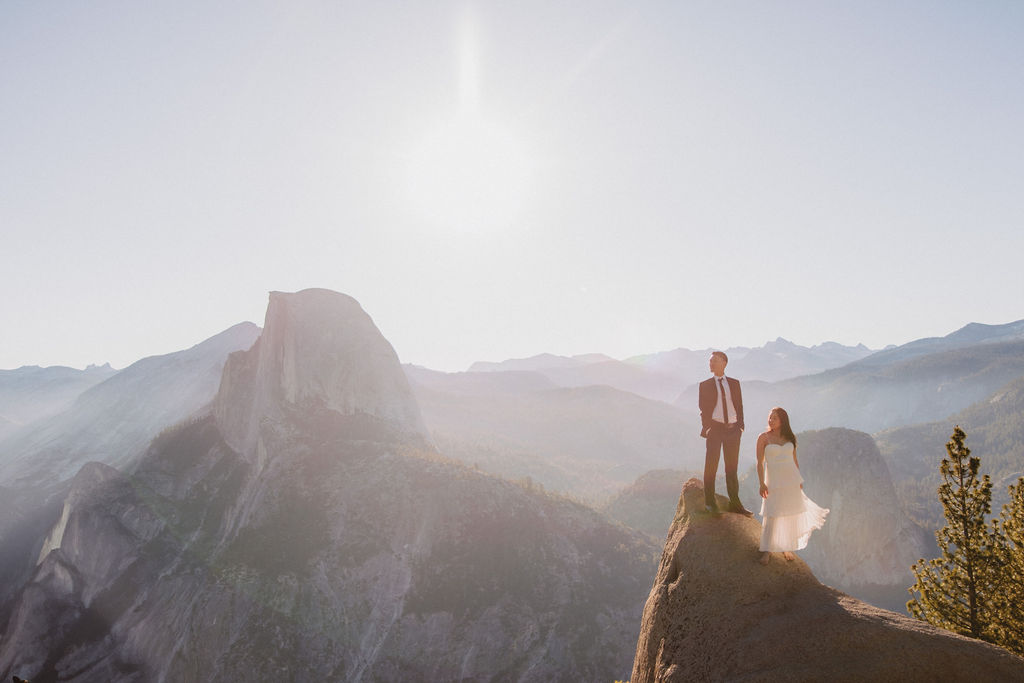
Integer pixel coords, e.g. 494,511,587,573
214,289,427,456
791,429,929,591
732,427,931,610
0,289,656,682
0,322,260,617
630,479,1024,682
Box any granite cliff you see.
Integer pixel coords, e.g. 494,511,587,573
0,289,656,682
733,427,930,610
0,322,259,618
630,479,1024,682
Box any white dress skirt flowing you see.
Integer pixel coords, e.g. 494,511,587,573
759,441,829,552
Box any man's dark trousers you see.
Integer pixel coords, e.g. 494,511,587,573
704,421,741,508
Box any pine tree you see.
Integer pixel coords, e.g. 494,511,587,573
990,477,1024,654
907,426,996,640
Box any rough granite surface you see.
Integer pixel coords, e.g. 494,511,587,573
631,479,1024,683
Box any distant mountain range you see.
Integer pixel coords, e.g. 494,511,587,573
412,317,1024,602
0,364,117,440
3,294,1023,675
738,323,1024,435
0,290,655,682
625,337,877,384
415,319,1024,503
467,338,877,403
876,372,1024,531
0,322,261,489
407,366,700,500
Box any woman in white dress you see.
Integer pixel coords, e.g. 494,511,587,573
756,407,829,565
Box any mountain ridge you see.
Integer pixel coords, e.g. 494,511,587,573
0,289,657,682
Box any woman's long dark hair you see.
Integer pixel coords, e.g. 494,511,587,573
772,407,797,446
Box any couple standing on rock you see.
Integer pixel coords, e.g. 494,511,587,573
698,351,829,565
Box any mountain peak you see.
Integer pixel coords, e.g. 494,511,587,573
85,362,113,372
945,319,1024,345
630,479,1024,681
214,289,427,453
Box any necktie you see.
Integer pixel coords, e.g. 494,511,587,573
719,378,729,424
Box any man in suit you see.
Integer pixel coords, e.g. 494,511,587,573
699,351,753,516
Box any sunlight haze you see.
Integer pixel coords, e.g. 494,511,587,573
2,1,1023,371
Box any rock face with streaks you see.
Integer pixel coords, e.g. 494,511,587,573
0,289,657,682
214,289,428,454
0,322,261,618
630,479,1024,682
733,427,931,611
788,429,930,600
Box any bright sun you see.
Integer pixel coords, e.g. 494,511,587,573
404,7,533,234
406,115,533,234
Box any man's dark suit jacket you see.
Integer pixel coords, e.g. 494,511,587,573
699,376,744,438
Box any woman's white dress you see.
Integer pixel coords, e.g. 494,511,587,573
759,441,829,552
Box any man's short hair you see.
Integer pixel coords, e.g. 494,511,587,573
711,350,728,363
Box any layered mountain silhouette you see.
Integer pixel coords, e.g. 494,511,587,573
408,368,701,500
0,364,117,440
628,338,875,386
467,339,874,404
418,319,1024,508
4,291,1023,680
602,470,699,539
877,372,1024,530
0,322,260,489
630,479,1024,682
470,355,682,403
0,289,657,682
729,320,1024,434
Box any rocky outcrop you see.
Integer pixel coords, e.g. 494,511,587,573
0,322,260,615
631,479,1024,682
611,429,927,611
0,462,163,681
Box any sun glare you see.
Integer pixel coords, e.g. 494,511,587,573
402,6,534,234
406,115,533,233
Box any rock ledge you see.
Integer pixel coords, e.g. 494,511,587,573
631,479,1024,682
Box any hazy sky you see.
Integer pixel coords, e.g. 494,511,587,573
3,1,1023,372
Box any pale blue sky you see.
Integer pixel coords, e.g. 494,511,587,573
3,1,1023,371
